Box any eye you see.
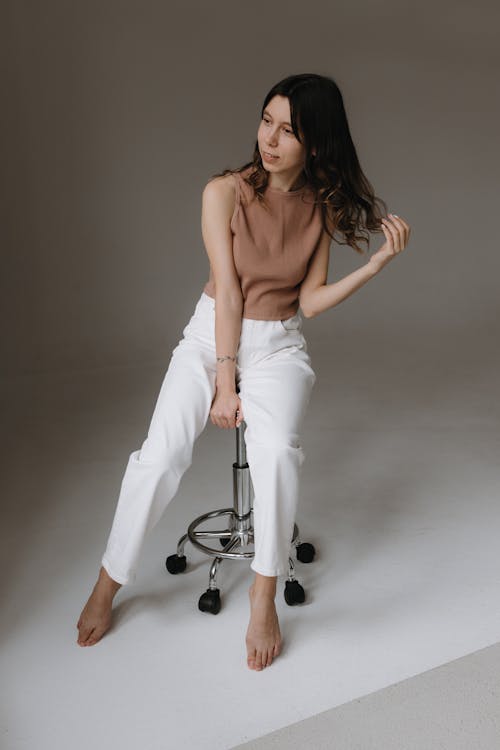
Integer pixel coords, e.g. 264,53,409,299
262,117,294,136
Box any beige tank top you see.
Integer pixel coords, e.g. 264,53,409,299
202,164,324,320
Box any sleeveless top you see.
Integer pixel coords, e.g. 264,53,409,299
202,164,324,320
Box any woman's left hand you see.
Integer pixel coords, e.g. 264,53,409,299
368,213,411,272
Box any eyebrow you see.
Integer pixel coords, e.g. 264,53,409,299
263,109,292,126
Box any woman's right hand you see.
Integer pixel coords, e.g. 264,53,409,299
210,387,244,429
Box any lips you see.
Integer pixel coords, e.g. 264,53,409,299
263,151,279,158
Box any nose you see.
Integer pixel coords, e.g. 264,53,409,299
266,126,279,147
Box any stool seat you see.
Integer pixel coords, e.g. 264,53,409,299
165,419,316,614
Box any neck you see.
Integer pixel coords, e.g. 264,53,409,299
267,166,306,192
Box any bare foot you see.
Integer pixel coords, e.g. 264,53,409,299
246,584,282,670
77,566,122,646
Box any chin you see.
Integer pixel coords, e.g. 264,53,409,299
261,159,279,171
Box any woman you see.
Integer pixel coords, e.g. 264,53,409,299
76,73,410,670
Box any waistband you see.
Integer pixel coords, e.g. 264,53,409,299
197,291,301,326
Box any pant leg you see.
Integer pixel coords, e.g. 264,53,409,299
101,300,217,585
236,316,316,577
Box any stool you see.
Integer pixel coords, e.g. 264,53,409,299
165,395,316,614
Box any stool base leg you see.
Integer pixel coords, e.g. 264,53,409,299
165,420,318,612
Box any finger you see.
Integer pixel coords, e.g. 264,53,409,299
382,217,399,251
380,224,390,244
388,214,404,251
389,213,407,233
390,214,410,247
380,221,394,248
392,214,410,230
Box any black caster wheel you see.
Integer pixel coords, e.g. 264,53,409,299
296,542,315,563
198,588,221,614
284,579,305,605
165,553,187,574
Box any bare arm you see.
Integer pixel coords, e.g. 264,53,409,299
299,213,410,318
300,232,379,318
201,175,243,393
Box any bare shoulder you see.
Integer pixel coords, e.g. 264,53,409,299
201,173,242,298
202,173,236,219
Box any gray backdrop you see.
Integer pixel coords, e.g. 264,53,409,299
2,0,498,376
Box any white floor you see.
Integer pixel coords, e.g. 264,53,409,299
233,641,500,749
1,324,499,749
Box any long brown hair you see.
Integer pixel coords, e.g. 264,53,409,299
211,73,388,256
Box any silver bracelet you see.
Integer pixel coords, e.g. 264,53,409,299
216,354,236,364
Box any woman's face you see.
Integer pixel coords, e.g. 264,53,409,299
257,95,307,175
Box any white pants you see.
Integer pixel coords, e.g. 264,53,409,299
101,291,316,583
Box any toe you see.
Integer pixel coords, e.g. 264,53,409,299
78,626,95,645
247,648,257,670
87,626,107,646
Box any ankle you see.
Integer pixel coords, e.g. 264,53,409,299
96,567,122,596
250,579,277,600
